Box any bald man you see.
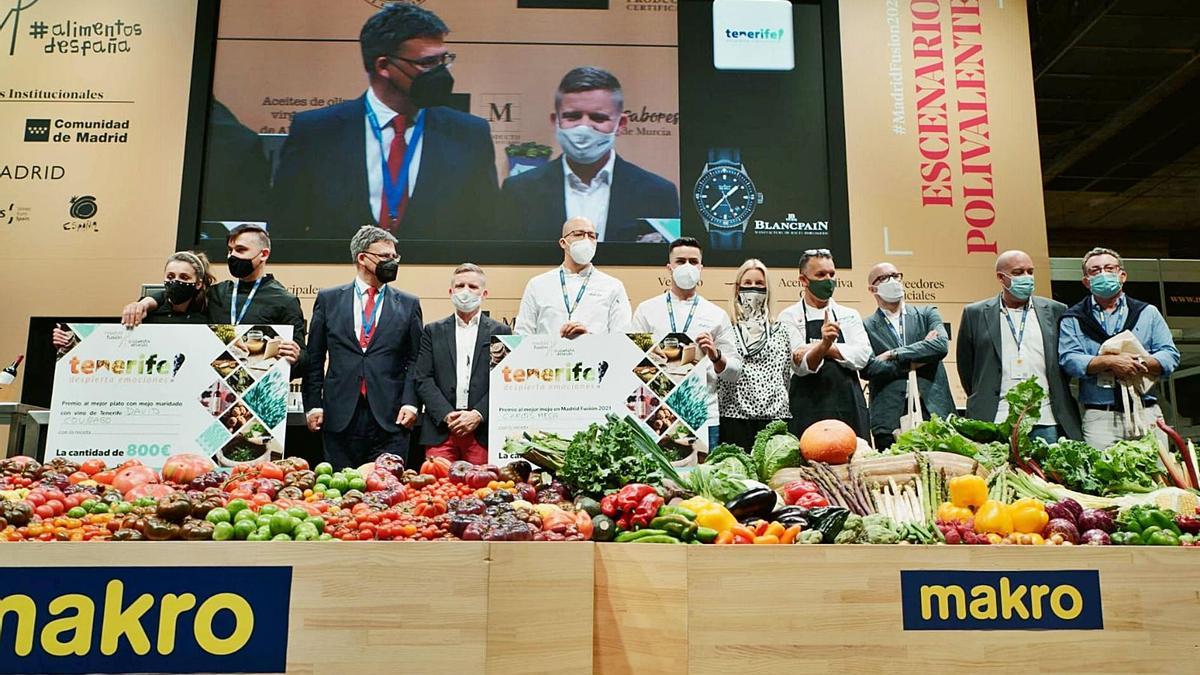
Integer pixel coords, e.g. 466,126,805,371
861,262,954,449
957,250,1082,442
515,216,632,336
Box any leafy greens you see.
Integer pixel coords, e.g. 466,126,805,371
750,421,801,482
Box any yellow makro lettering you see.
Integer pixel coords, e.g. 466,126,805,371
193,593,254,656
156,593,197,655
40,593,95,656
1028,584,1050,620
920,585,966,620
1051,585,1083,620
100,580,153,656
0,595,36,656
999,577,1029,620
967,584,996,619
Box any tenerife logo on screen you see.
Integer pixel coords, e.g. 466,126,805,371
712,0,794,71
721,27,786,41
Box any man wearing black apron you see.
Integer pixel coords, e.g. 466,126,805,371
779,249,871,439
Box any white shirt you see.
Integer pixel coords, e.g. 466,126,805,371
632,291,744,421
778,297,872,376
352,277,386,348
563,152,615,241
455,312,480,410
515,265,632,335
995,301,1057,426
365,88,424,224
881,302,906,341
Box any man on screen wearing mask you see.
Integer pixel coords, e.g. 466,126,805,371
121,224,306,371
499,66,679,242
414,263,512,464
860,262,953,450
271,3,497,240
957,250,1081,444
779,249,871,439
1059,247,1178,449
632,237,741,446
304,226,424,468
515,217,632,337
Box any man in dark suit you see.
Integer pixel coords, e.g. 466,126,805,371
499,66,679,243
957,250,1082,443
860,262,954,450
414,263,512,464
271,4,497,242
304,226,423,468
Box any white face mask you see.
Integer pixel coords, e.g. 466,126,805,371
672,263,701,290
568,238,596,266
556,123,616,165
451,288,482,313
875,278,905,304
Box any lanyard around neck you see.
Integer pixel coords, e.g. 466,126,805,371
666,292,698,333
560,267,592,320
356,284,386,339
365,102,426,221
230,277,264,325
1000,295,1031,354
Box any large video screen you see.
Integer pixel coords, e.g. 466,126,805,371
187,0,848,268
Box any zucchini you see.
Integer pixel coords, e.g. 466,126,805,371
574,496,602,518
592,515,616,542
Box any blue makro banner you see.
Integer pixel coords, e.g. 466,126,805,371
900,569,1104,630
0,566,291,674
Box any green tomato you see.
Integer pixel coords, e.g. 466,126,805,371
317,533,334,541
304,516,326,534
66,507,87,519
270,512,296,536
313,483,327,494
293,531,315,541
329,476,349,492
256,515,273,530
314,462,333,476
316,474,332,487
205,507,232,524
286,507,308,520
233,519,256,540
226,498,249,515
324,488,342,500
259,504,280,516
348,478,366,492
212,521,235,541
342,468,360,480
91,502,110,514
234,508,258,523
294,525,319,540
245,532,266,542
135,497,156,508
256,525,272,537
112,502,133,515
81,499,99,512
271,533,292,541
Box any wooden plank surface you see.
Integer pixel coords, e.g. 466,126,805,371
593,543,688,675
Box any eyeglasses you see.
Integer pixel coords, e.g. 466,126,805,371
389,52,456,70
871,272,903,285
1085,264,1121,276
564,230,598,241
365,251,399,261
803,248,831,256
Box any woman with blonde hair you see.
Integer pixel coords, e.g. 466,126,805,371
716,259,805,451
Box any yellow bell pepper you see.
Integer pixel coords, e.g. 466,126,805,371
936,501,974,523
948,474,988,509
973,499,1014,535
1009,498,1049,534
678,496,737,533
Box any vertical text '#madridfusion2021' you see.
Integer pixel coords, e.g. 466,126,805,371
911,0,997,255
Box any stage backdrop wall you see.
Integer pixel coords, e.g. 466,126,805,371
0,0,1047,420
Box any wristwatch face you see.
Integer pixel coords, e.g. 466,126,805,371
693,166,758,228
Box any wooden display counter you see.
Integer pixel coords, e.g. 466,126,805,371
594,544,1200,674
0,542,593,675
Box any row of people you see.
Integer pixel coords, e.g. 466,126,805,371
89,222,1178,465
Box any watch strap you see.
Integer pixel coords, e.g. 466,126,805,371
707,148,741,166
708,228,743,251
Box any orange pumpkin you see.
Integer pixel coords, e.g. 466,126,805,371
799,419,858,465
161,453,215,484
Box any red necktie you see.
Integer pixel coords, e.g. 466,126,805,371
359,286,378,396
379,114,408,231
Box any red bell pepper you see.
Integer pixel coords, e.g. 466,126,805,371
630,493,664,528
782,480,821,506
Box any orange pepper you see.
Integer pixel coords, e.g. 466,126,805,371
715,530,735,545
780,525,802,544
764,522,786,538
753,535,780,544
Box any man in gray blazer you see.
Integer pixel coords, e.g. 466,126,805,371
861,262,955,450
957,250,1082,443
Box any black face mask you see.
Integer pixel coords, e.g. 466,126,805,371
408,64,454,109
227,254,256,279
374,258,399,284
164,280,199,306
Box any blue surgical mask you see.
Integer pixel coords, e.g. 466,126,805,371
1089,271,1122,300
1007,274,1035,301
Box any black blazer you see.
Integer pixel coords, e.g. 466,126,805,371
271,96,498,240
413,313,512,448
303,283,423,435
498,154,679,242
956,295,1082,440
